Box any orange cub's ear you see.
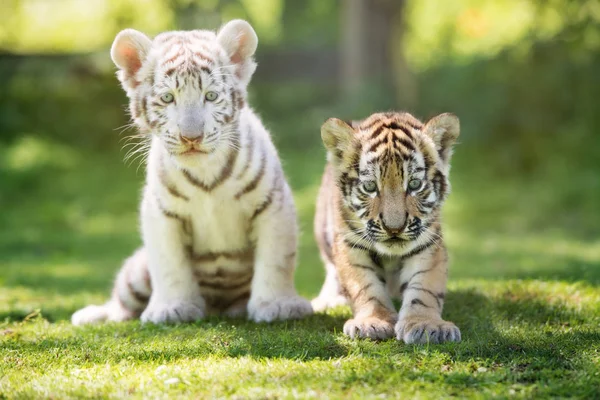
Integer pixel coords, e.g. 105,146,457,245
423,113,460,167
217,19,258,84
111,29,152,92
321,118,356,165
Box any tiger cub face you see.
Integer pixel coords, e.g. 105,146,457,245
110,20,257,158
322,112,460,256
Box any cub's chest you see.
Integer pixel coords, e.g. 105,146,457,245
183,184,254,252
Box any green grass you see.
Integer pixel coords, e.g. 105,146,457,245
1,131,599,399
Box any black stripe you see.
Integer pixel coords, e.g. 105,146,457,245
235,144,266,198
404,120,423,130
199,275,252,291
407,286,442,308
162,51,185,66
411,298,432,308
367,136,388,153
394,137,415,152
190,248,253,263
400,267,436,292
360,119,384,131
127,281,150,303
339,206,363,231
352,264,376,272
339,172,351,197
251,194,273,220
193,51,214,64
398,239,436,261
394,124,414,139
420,201,435,208
352,282,373,303
343,238,370,252
386,122,404,130
250,172,281,220
349,148,361,170
369,124,386,140
432,170,448,199
220,291,251,310
365,296,381,305
369,251,383,269
159,159,189,201
141,97,149,126
157,199,186,222
165,67,177,77
155,196,192,236
164,184,189,201
182,144,239,192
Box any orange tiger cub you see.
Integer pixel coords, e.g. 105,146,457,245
312,111,461,344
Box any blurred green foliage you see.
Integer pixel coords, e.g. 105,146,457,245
1,3,599,396
0,0,598,290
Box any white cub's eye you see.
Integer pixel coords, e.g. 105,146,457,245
205,91,218,102
160,93,174,103
408,178,422,190
363,181,377,193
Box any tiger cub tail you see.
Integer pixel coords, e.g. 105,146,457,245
71,249,151,325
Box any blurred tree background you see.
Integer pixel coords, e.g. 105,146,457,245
1,0,599,310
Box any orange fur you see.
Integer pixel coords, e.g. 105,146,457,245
313,111,462,344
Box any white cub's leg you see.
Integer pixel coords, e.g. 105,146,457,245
311,262,348,312
140,196,205,324
247,185,312,322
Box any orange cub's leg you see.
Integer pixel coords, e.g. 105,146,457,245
395,245,461,344
336,241,397,340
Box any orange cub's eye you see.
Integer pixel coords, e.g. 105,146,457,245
408,178,422,190
362,181,377,193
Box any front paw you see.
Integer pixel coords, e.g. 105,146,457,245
395,317,461,344
311,294,349,312
343,317,395,340
248,296,313,323
141,299,205,324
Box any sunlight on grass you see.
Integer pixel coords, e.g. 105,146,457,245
1,279,598,398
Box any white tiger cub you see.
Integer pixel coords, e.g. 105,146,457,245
72,20,312,325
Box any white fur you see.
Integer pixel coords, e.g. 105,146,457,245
72,21,312,326
140,109,311,324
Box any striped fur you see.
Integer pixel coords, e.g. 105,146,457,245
72,20,311,326
313,112,461,344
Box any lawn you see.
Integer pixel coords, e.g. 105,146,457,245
1,110,599,398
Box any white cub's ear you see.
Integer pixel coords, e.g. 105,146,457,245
423,113,460,167
217,19,258,83
321,118,356,164
111,29,152,91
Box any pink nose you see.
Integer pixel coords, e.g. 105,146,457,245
180,134,202,145
380,213,409,236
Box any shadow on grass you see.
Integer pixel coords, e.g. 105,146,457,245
440,289,598,373
3,288,597,369
1,313,350,361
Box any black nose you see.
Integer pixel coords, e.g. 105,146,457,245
380,214,409,236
